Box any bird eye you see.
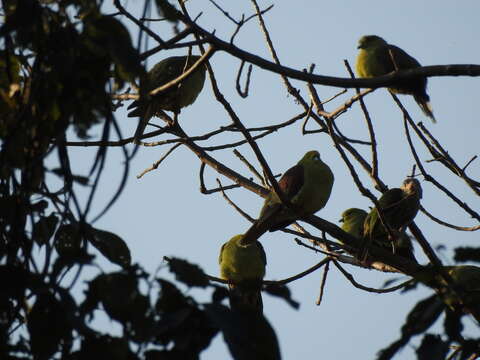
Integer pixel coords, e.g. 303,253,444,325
313,154,320,161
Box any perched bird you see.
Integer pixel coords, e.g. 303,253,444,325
219,234,267,313
416,265,480,313
242,150,334,244
339,207,413,261
340,208,368,240
355,35,435,122
362,178,422,261
128,55,206,141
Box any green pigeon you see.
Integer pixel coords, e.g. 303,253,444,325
355,35,435,122
219,234,267,313
127,55,206,141
416,265,480,314
340,208,368,241
339,207,413,261
363,178,422,261
242,150,334,244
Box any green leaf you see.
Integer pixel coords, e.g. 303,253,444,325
166,257,209,288
87,227,131,267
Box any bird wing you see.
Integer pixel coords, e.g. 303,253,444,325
277,164,305,200
255,240,267,266
387,45,421,69
218,242,227,265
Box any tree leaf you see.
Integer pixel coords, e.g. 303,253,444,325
87,227,131,267
54,223,82,258
415,334,449,360
32,214,58,245
454,246,480,263
263,283,300,310
166,257,209,288
204,304,281,360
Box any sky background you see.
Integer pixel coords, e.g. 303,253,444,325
62,1,480,359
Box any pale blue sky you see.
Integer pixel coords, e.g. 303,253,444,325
65,1,480,358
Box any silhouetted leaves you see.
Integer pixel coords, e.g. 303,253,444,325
166,257,210,288
32,213,58,246
377,294,445,360
83,14,143,88
415,334,449,360
87,226,131,268
263,283,300,309
28,293,73,360
205,304,281,360
454,246,480,263
74,335,137,360
51,168,90,186
443,310,463,342
54,223,83,258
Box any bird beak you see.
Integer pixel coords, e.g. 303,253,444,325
339,218,344,223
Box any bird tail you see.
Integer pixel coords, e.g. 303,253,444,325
376,230,418,264
241,219,272,246
229,283,263,313
414,94,436,123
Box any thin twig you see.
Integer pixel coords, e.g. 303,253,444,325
236,60,253,98
216,178,255,221
233,149,265,185
316,260,330,306
136,143,182,178
420,205,480,231
207,258,330,286
344,59,378,179
332,260,414,293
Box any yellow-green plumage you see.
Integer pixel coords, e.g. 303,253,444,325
219,234,266,312
340,208,368,241
339,207,414,261
242,151,334,244
128,55,206,142
355,35,435,122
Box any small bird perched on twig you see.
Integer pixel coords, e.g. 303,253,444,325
356,35,435,122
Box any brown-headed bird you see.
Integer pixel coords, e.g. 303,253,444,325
128,55,206,141
362,178,422,261
242,151,334,245
356,35,435,122
219,234,267,313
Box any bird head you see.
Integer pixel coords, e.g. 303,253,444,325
300,150,321,164
401,178,423,199
340,208,367,223
357,35,387,49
